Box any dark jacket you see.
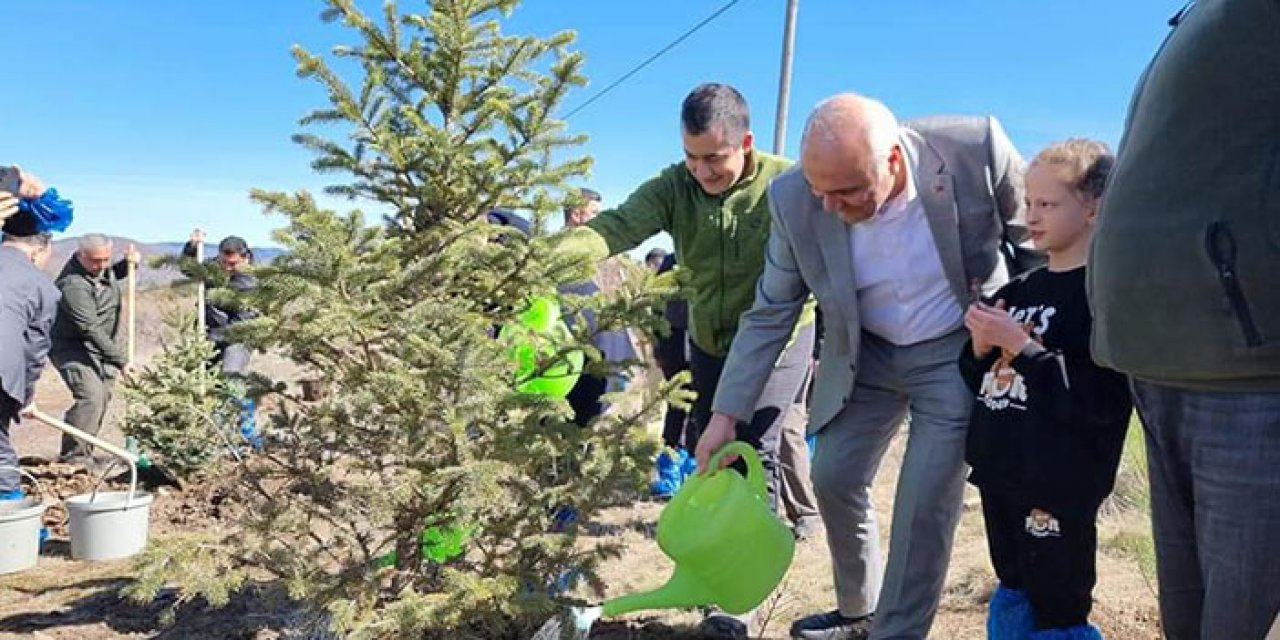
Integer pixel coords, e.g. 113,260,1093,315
1089,0,1280,390
657,253,688,332
0,246,61,406
962,267,1132,512
49,255,129,376
181,242,258,347
651,253,688,370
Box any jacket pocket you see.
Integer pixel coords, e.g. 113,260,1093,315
1205,221,1263,347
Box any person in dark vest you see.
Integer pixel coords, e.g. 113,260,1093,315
183,229,258,376
1088,2,1280,637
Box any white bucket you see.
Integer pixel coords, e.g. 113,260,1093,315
66,490,154,561
0,467,47,575
0,497,46,574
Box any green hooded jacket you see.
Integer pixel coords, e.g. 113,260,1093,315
564,151,815,357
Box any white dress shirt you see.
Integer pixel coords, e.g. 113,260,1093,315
849,144,964,346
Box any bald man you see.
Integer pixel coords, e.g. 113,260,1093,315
697,94,1028,640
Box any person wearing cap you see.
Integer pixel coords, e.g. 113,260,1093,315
0,171,61,498
48,233,140,463
182,229,258,376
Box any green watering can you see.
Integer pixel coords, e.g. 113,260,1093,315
606,441,795,615
374,522,475,568
499,297,584,399
533,442,795,638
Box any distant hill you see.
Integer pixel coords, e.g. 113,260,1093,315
46,236,283,288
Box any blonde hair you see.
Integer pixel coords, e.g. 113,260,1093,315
1030,138,1114,201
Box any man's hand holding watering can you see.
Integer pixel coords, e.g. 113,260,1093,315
695,412,741,473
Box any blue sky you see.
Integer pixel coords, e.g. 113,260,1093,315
1,1,1179,255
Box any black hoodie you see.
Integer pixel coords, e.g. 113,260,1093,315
960,266,1132,511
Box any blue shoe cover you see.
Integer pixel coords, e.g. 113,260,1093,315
1029,624,1103,640
649,448,684,498
988,584,1035,640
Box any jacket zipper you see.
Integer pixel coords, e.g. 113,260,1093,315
1205,221,1263,347
718,203,726,349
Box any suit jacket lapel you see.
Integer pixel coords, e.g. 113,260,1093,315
813,201,861,346
905,129,970,307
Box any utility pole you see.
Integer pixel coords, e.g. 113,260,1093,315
772,0,799,155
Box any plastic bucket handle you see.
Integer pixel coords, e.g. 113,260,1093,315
0,466,46,504
86,459,139,509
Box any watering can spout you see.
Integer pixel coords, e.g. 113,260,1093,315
600,567,713,617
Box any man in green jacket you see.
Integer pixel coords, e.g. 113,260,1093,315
560,82,815,637
558,82,808,637
1088,1,1280,638
49,233,138,462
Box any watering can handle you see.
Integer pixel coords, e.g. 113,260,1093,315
707,441,767,501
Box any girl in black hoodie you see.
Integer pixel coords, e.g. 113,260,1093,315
960,139,1132,640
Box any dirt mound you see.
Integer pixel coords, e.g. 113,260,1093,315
17,460,231,542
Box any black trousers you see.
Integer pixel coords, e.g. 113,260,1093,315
688,322,815,508
654,326,691,448
980,486,1101,630
566,373,609,428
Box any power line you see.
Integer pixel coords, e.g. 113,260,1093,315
563,0,747,120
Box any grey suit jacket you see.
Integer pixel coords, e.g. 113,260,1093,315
712,115,1027,432
0,245,61,407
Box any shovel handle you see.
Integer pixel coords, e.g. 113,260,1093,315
707,441,767,501
26,408,140,507
194,235,206,339
126,256,137,365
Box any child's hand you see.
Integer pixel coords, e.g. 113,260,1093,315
966,300,1029,355
966,299,1002,357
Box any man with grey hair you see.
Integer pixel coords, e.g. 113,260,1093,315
697,94,1028,639
49,233,139,463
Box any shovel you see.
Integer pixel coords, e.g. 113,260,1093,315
127,243,137,368
116,250,181,488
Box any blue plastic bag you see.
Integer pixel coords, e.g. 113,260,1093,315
18,188,74,232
